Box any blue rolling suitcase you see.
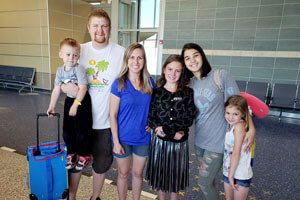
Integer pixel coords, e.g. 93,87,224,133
27,113,68,200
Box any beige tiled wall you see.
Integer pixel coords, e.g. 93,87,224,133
0,0,49,88
0,0,91,90
48,0,91,89
0,0,46,11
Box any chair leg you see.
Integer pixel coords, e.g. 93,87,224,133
278,109,282,122
18,86,25,93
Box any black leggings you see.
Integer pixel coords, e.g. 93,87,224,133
63,93,92,156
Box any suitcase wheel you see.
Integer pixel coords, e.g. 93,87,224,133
62,189,69,199
29,194,38,200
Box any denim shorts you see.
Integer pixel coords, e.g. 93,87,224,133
223,175,252,188
113,143,149,158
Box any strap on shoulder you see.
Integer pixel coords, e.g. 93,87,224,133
213,69,223,92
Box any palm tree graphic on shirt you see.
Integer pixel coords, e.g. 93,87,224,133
86,59,109,86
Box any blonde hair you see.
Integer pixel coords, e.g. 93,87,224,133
59,38,80,50
225,95,250,131
118,43,152,94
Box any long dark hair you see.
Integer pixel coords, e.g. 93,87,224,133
156,54,188,92
181,43,212,79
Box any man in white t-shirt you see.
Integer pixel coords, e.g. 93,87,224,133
62,9,125,200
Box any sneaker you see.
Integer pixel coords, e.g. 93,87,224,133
66,154,77,170
75,156,91,171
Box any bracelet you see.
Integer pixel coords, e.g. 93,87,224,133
74,99,81,105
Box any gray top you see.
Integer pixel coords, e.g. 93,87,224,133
190,69,239,153
54,63,88,86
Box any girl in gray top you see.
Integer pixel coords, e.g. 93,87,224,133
181,43,256,200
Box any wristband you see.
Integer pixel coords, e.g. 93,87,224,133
74,99,81,105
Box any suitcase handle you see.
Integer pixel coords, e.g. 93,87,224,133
35,113,60,156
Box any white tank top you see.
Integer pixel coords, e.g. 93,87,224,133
223,125,253,180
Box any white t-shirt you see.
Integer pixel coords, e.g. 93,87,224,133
80,42,125,129
223,125,253,180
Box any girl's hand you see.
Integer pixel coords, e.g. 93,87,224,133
248,106,253,116
229,176,238,191
244,111,256,152
174,131,184,140
145,125,151,132
155,126,166,137
113,143,125,155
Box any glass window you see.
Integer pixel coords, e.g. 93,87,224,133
119,0,138,29
155,0,160,27
118,0,160,75
118,31,138,48
140,0,159,28
140,33,158,75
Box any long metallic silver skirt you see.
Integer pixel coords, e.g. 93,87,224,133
146,134,189,193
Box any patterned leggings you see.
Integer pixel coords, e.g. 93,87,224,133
195,146,223,200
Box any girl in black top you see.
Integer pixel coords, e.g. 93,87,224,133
146,55,196,200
